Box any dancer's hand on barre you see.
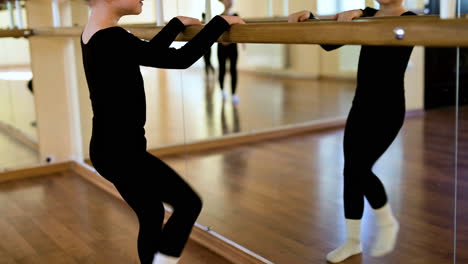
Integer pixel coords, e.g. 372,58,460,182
332,9,364,22
220,16,246,25
176,16,202,26
288,10,312,23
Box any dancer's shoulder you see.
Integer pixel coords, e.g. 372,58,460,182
82,26,128,46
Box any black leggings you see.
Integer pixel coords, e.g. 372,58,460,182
343,98,405,220
92,150,202,264
217,43,238,94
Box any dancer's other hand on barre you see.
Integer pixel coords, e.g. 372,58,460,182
332,9,364,21
288,9,364,23
176,15,244,26
220,15,246,25
176,16,202,26
288,10,312,23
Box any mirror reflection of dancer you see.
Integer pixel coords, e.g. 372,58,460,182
289,1,416,262
218,0,240,104
201,13,215,78
81,0,244,263
221,104,240,135
27,79,37,127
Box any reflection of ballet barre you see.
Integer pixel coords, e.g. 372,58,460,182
224,13,438,23
0,29,30,38
2,17,468,47
116,13,442,26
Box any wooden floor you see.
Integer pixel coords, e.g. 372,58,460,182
158,106,468,264
0,171,232,264
1,107,466,264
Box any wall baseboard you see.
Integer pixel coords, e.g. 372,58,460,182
0,161,72,183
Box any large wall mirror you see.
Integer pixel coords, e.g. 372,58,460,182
0,0,465,263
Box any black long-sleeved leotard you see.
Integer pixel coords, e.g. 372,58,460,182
81,16,229,161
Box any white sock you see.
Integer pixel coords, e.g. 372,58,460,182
232,94,240,104
371,203,399,257
326,219,362,263
152,253,180,264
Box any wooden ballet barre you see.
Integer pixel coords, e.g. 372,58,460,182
29,17,468,47
110,17,468,47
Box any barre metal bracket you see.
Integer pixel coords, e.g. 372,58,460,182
393,27,405,40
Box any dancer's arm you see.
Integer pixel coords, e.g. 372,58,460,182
144,17,188,50
127,16,243,69
288,8,377,51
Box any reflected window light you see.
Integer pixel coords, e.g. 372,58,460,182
317,0,366,16
341,0,365,12
0,71,33,81
317,1,337,15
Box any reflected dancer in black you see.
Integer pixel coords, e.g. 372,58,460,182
202,13,215,78
221,103,241,135
218,0,240,104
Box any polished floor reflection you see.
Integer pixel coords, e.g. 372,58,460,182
143,68,355,148
0,66,355,170
0,131,38,170
0,67,355,169
0,75,36,140
161,107,466,264
0,69,39,170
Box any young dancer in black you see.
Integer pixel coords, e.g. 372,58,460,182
289,1,416,262
81,0,244,263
